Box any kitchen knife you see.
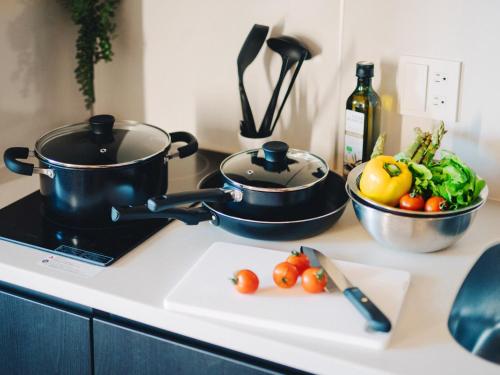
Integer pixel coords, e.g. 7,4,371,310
301,246,392,333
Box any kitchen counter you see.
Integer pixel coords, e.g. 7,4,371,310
0,165,498,375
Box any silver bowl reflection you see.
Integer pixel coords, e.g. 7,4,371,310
345,163,488,253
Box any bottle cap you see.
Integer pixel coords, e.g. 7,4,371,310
356,61,374,78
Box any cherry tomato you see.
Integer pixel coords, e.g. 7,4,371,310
286,251,310,275
273,262,299,288
301,267,328,293
231,269,259,294
399,193,425,211
425,196,447,212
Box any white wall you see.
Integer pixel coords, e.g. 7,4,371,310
0,0,87,184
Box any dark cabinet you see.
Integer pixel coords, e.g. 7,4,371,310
93,318,293,375
0,289,91,375
0,283,305,375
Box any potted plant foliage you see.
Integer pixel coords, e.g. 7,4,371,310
61,0,121,112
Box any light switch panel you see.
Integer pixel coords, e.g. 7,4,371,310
398,56,462,122
401,63,428,112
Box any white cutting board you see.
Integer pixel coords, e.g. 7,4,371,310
165,242,411,349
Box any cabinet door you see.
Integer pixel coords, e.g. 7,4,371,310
0,289,91,375
93,318,295,375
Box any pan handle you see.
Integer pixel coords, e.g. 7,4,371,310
111,205,215,225
147,188,242,212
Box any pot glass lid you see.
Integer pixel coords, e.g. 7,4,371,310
220,141,329,190
35,115,171,167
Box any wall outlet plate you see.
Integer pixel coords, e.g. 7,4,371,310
398,56,462,122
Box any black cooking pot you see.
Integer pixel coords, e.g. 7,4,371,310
146,141,329,215
3,114,198,226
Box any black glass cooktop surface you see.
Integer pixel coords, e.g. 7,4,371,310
0,149,228,266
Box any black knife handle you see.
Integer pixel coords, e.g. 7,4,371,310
344,287,392,333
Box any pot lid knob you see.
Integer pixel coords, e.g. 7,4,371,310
263,141,288,163
89,114,115,136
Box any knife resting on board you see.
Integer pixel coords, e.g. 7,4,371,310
301,246,392,333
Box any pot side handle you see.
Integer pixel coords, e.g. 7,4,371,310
3,147,55,178
111,205,214,225
4,147,33,175
168,131,198,159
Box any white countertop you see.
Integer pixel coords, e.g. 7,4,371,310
0,165,499,375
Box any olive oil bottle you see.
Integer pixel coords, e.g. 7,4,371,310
343,62,381,176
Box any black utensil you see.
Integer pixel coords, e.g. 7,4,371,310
237,24,269,137
270,45,311,135
259,36,311,137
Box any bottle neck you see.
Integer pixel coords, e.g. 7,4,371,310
355,77,373,92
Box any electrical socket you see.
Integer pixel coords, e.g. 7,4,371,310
398,56,461,122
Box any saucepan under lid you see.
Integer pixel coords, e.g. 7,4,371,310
34,115,171,168
220,141,329,191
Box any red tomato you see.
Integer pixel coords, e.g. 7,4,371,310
425,196,447,212
231,269,259,294
273,262,299,288
399,193,425,211
286,251,310,275
301,267,328,293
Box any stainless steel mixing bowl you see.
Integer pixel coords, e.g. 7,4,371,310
345,163,488,253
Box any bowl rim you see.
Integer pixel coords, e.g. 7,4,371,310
345,162,489,218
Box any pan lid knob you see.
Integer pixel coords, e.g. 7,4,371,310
89,114,115,136
263,141,288,163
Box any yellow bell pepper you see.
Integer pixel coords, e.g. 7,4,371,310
359,155,412,207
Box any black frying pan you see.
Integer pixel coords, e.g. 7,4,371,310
111,170,349,241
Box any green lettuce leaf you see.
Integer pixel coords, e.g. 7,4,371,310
428,152,485,209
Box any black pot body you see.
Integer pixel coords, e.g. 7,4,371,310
39,153,168,227
223,176,325,216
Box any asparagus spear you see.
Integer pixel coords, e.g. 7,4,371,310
411,132,432,163
422,121,447,165
370,133,386,159
404,127,424,159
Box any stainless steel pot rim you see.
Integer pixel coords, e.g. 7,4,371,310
219,147,330,192
346,162,488,217
34,120,171,169
346,185,486,219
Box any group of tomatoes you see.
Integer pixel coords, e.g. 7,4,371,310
230,251,328,294
399,193,447,212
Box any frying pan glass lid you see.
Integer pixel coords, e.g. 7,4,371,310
220,141,329,190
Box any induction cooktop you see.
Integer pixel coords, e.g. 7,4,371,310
0,149,228,266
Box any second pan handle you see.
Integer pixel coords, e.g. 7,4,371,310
147,188,243,212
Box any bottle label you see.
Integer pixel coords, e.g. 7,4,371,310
345,109,365,134
344,110,365,176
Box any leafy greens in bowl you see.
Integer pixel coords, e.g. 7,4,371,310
353,121,487,214
346,163,488,217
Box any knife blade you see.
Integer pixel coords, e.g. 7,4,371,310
301,246,392,333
